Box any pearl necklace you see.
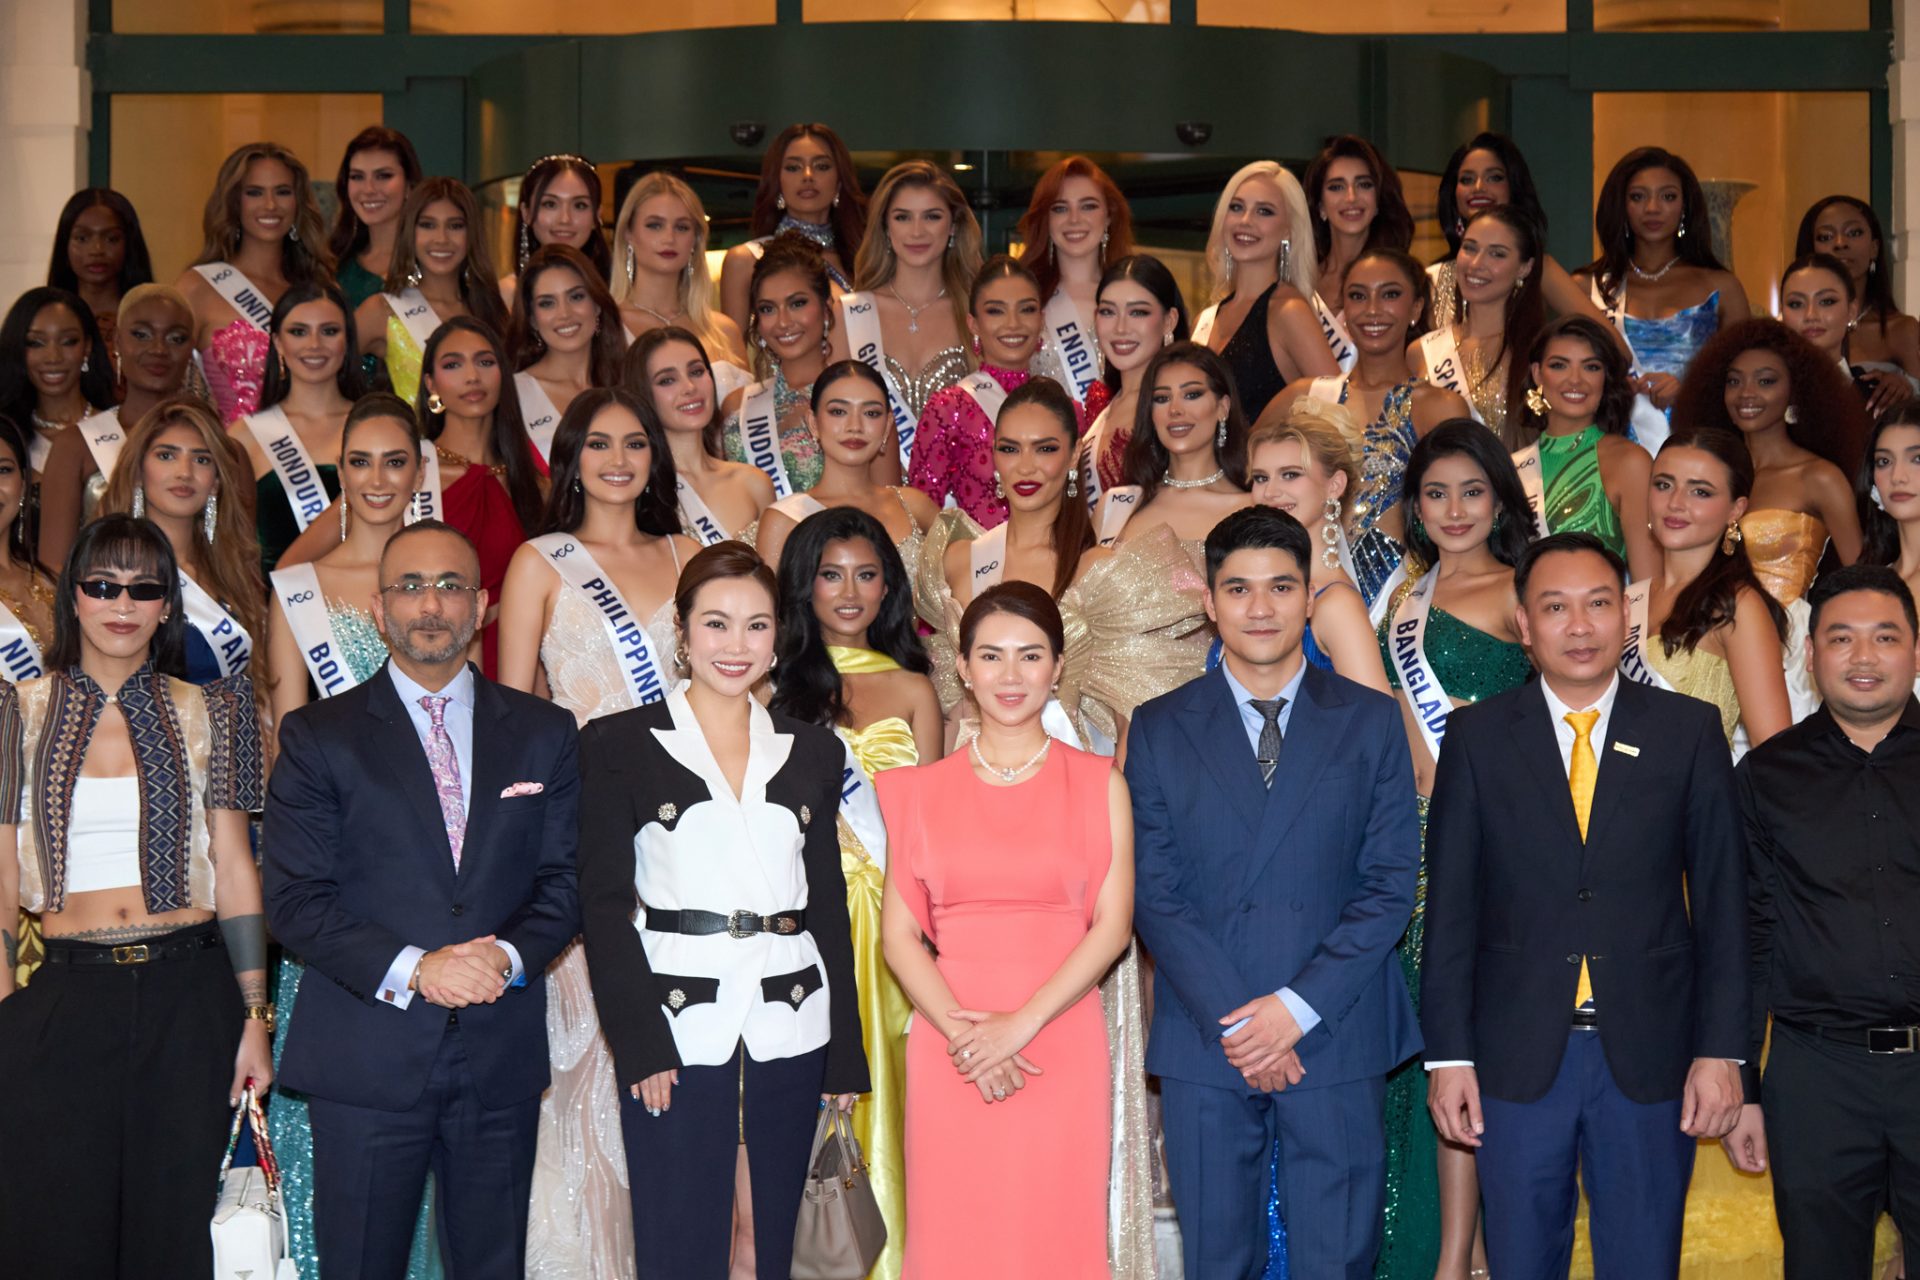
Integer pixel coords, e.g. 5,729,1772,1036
970,734,1050,783
1630,254,1681,282
885,284,946,334
1161,468,1226,490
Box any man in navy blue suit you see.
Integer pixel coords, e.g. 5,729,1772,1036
264,522,580,1279
1127,505,1421,1278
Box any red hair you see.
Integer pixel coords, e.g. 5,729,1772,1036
1015,157,1135,302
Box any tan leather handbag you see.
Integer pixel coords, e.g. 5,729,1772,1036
791,1103,888,1279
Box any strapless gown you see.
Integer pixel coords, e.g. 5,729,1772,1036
204,319,271,425
1623,290,1720,383
1738,509,1827,605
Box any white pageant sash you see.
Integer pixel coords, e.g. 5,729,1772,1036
1367,557,1408,630
1307,375,1346,405
1094,485,1142,549
1387,571,1454,762
1312,292,1358,373
836,731,890,871
769,493,826,525
711,360,754,408
1190,304,1218,346
737,379,794,500
192,263,273,332
513,372,561,464
77,409,125,480
1418,328,1481,422
1590,279,1674,456
271,563,361,698
1618,579,1678,692
1512,443,1549,540
956,371,1010,430
676,477,730,546
839,293,920,470
27,433,50,475
247,406,328,533
530,533,670,708
1043,291,1101,406
0,599,45,683
969,525,1008,591
411,446,444,524
180,571,252,678
386,288,442,353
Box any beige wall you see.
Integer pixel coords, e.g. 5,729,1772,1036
0,0,89,306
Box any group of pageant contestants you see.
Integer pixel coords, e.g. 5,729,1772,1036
0,115,1918,1280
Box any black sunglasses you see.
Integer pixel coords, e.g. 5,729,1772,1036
78,579,169,602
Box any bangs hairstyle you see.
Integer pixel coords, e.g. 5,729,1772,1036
1124,341,1251,503
1435,132,1546,258
511,243,625,384
623,325,727,459
191,141,332,283
674,540,779,631
1204,161,1317,304
1586,147,1725,303
340,390,423,458
518,154,611,280
537,385,680,539
0,287,117,427
612,171,733,360
258,279,369,409
1857,404,1920,568
1795,195,1897,335
47,188,155,300
416,317,545,533
1653,425,1788,654
1520,314,1635,445
750,124,868,260
384,178,509,337
958,579,1065,659
1342,246,1434,343
746,231,834,380
1462,206,1549,445
770,506,930,728
998,378,1094,600
1246,396,1363,512
968,254,1042,313
50,514,186,675
1671,317,1869,479
1402,418,1535,570
1015,156,1136,302
1304,135,1415,264
326,126,423,267
852,161,984,339
1097,254,1191,392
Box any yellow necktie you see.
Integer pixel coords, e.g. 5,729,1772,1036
1566,709,1600,1008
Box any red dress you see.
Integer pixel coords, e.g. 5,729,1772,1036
875,746,1114,1279
440,463,528,679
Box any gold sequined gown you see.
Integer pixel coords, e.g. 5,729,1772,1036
1738,510,1826,606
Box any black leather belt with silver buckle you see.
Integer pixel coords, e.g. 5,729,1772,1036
647,908,807,939
43,930,223,967
1779,1017,1920,1054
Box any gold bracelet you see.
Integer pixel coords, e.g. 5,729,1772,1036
243,1003,277,1035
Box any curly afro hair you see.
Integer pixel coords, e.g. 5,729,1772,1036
1670,316,1868,480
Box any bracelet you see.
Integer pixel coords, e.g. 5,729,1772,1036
243,1003,277,1035
408,959,423,993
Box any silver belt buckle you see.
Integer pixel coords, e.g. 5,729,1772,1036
726,910,760,940
1868,1026,1918,1054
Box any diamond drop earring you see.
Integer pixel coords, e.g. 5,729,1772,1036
1216,415,1227,449
994,472,1005,499
1067,467,1078,499
131,485,145,519
1322,497,1341,568
339,499,349,542
1278,238,1292,278
776,193,787,211
625,241,636,284
1785,405,1799,425
204,490,219,542
289,223,299,244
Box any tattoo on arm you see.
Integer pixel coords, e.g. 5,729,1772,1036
240,976,268,1005
2,930,14,969
219,913,267,974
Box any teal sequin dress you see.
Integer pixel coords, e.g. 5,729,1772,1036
1372,601,1531,1280
721,365,824,493
269,606,444,1279
1536,425,1626,560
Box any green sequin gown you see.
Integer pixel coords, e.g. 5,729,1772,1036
1537,425,1626,559
1373,602,1533,1280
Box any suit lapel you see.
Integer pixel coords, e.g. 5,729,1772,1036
1176,667,1265,837
1237,667,1345,899
365,664,456,875
1581,678,1643,862
457,673,512,884
1512,681,1584,852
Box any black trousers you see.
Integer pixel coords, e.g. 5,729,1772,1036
623,1040,828,1280
1764,1020,1920,1278
0,921,240,1277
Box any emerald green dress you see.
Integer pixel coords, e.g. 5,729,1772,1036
1537,425,1626,559
1373,603,1533,1280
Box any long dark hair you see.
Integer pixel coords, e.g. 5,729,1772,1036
1435,132,1547,259
1343,246,1434,344
1795,195,1899,336
383,178,510,339
257,280,369,410
536,386,679,538
749,123,868,262
1586,147,1726,305
50,514,187,676
1517,315,1634,447
417,316,544,533
325,126,424,268
510,243,625,385
1123,341,1250,504
1858,404,1920,568
46,189,154,300
747,232,834,378
1462,206,1549,439
518,154,612,281
1402,419,1534,570
771,507,930,728
1096,254,1191,393
1671,317,1869,480
0,417,40,571
1654,425,1788,655
0,287,116,429
999,378,1094,600
623,325,727,459
1304,135,1415,267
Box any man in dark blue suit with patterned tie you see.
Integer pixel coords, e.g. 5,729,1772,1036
1127,506,1422,1278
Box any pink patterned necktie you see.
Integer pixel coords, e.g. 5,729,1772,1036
420,695,465,870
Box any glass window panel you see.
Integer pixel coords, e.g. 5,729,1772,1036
112,0,777,33
1199,0,1563,34
805,1,1165,19
1593,0,1867,32
114,0,382,33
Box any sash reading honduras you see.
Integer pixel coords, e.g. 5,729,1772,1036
737,379,794,499
1618,579,1677,692
1044,291,1102,406
1512,443,1549,541
411,445,444,524
1312,292,1358,374
530,533,669,708
386,287,442,353
836,731,890,870
676,477,730,546
513,372,561,465
192,263,273,332
0,597,45,684
1388,571,1455,762
179,571,252,678
839,292,920,469
77,409,126,481
271,563,361,698
248,406,327,532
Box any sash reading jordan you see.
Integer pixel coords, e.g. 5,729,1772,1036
386,288,443,354
180,571,252,679
77,409,125,483
248,406,328,532
839,292,920,470
271,562,361,698
1043,291,1102,407
530,533,669,708
737,379,794,499
513,372,561,465
1618,579,1678,692
1388,571,1455,762
192,263,273,332
0,599,45,684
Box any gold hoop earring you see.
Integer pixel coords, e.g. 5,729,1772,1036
427,390,445,415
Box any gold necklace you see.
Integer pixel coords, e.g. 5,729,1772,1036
436,442,507,478
0,565,53,649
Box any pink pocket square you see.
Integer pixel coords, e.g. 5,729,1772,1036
499,781,545,799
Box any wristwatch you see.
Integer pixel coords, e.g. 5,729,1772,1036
244,1003,277,1035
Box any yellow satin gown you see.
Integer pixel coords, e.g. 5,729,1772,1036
829,645,917,1280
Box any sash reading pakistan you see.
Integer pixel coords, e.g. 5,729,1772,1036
386,288,443,354
838,292,920,471
530,533,670,708
179,571,252,679
247,406,327,532
1043,291,1102,407
513,371,561,465
192,263,273,332
1618,579,1677,692
1388,571,1456,762
737,379,794,500
271,563,362,698
76,409,126,483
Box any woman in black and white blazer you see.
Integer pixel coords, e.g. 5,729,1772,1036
580,540,869,1280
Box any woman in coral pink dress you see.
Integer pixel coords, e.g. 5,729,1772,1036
877,580,1136,1279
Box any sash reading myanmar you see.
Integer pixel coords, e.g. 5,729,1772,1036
839,292,920,469
0,598,45,683
192,263,273,332
180,571,252,678
1044,291,1101,406
737,379,794,500
514,372,561,465
1389,571,1454,762
531,533,669,708
1618,579,1677,691
271,562,361,698
248,405,327,532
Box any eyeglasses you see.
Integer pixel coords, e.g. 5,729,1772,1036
379,577,479,599
78,579,168,602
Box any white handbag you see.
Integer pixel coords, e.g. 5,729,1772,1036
210,1085,299,1280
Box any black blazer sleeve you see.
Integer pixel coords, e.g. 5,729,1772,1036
495,708,581,981
1736,754,1775,1102
795,722,871,1095
578,716,681,1088
1419,705,1485,1064
1682,703,1750,1064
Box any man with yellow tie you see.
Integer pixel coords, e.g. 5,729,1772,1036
1419,531,1749,1280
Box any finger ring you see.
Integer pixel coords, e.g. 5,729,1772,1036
648,1107,661,1118
993,1089,1006,1100
961,1049,973,1062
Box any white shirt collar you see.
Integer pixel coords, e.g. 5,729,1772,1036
1539,672,1620,721
388,661,476,711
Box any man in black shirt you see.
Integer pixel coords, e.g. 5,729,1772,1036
1725,564,1920,1276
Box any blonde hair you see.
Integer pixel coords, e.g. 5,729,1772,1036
611,172,733,360
1204,161,1318,305
851,161,984,340
116,283,194,331
1247,395,1363,515
191,142,331,283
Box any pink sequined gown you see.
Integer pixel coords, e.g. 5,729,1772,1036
202,320,271,425
907,365,1032,527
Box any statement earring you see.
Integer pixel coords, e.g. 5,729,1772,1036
339,499,349,542
1677,218,1686,240
81,357,89,374
204,490,219,542
427,390,445,415
1490,511,1503,536
948,231,956,250
1223,245,1234,275
288,222,300,244
994,472,1005,500
1722,522,1743,556
776,193,787,212
517,223,531,271
832,191,840,209
1100,229,1109,255
405,263,423,289
1278,238,1292,279
1784,404,1799,425
1066,468,1078,499
1216,413,1228,449
131,485,145,519
1322,497,1342,568
1525,384,1550,416
625,241,636,284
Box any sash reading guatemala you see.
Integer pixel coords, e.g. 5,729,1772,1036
192,263,273,331
1044,291,1101,405
271,562,360,698
249,405,328,532
839,292,919,469
531,533,669,708
1389,571,1454,762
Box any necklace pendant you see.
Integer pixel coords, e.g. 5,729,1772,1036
907,316,919,334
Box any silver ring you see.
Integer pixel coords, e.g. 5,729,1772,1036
993,1089,1006,1100
961,1049,973,1062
